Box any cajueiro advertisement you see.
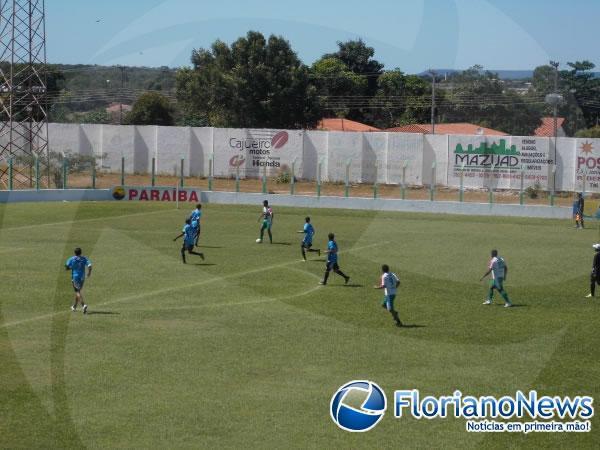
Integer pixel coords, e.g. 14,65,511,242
448,136,551,190
213,128,303,178
112,186,202,203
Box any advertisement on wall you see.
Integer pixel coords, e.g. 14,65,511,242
447,136,551,189
575,139,600,192
212,128,304,178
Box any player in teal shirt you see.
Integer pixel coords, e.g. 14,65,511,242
174,219,205,264
320,233,350,285
65,247,92,314
297,217,321,261
190,204,203,245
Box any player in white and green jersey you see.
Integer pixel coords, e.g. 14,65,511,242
480,249,513,307
258,200,274,244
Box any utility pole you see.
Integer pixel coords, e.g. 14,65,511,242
429,69,437,134
119,66,125,125
546,61,562,193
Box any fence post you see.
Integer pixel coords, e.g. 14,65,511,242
120,156,125,186
345,159,351,198
290,159,296,195
373,160,379,199
235,165,240,193
8,158,13,191
208,154,214,191
92,162,96,190
488,164,495,204
401,161,407,200
430,162,436,201
151,157,156,187
262,165,267,194
180,158,185,188
35,156,40,191
519,170,525,205
63,158,68,190
550,165,556,206
582,171,587,198
317,159,322,198
459,163,465,202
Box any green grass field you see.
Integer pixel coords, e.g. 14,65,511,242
1,201,599,449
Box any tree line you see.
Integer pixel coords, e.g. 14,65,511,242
40,31,600,137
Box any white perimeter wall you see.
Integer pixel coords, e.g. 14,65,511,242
3,123,598,192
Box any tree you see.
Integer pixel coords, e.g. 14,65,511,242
126,92,174,126
443,66,542,135
311,58,366,118
367,70,430,128
576,126,600,138
176,31,321,129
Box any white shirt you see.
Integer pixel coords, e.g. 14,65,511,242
381,272,399,296
489,257,506,280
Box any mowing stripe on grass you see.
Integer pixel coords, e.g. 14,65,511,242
0,242,386,329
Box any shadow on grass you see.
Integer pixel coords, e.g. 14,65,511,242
197,245,223,249
193,263,218,267
400,324,426,329
271,242,292,246
87,311,120,316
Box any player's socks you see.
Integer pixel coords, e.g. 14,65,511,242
501,292,512,305
320,272,330,285
82,304,88,314
268,230,273,244
392,311,402,326
301,246,306,261
71,305,76,312
488,288,495,301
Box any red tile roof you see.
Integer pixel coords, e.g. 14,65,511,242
535,117,566,137
317,118,381,132
386,123,508,136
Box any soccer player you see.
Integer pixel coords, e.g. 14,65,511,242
576,193,585,229
258,200,274,244
374,265,402,327
319,233,350,285
586,244,600,298
480,249,513,308
190,204,203,245
65,248,92,314
174,218,205,264
297,217,321,261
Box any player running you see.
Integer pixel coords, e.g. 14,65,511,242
174,218,205,264
65,247,92,314
586,244,600,298
374,265,402,327
297,217,321,261
190,204,203,246
480,249,513,308
257,200,274,244
319,233,350,285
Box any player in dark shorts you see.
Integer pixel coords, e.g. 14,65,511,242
319,233,350,285
587,244,600,298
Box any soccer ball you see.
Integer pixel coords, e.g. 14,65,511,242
256,238,262,243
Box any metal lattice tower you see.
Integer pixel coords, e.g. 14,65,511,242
0,0,48,188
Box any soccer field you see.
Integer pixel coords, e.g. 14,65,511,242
1,201,599,449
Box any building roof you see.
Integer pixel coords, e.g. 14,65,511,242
386,123,508,136
534,117,566,137
317,118,381,132
106,103,132,113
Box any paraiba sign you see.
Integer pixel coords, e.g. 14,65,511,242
112,186,202,203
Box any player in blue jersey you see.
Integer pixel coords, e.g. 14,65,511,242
65,248,92,314
174,218,205,264
257,200,274,244
190,204,203,245
375,265,402,327
297,217,321,261
319,233,350,285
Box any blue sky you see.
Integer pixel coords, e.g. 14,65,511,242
48,0,599,73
